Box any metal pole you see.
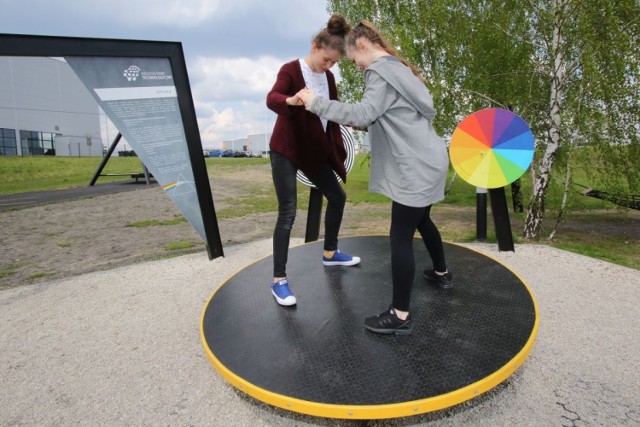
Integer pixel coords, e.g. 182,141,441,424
305,187,323,242
476,187,487,241
489,187,515,252
89,132,122,186
142,162,151,185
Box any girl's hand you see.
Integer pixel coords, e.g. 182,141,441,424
286,94,303,106
296,88,317,108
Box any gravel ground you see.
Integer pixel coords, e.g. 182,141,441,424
1,165,639,425
1,237,639,426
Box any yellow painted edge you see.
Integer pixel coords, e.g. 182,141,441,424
199,237,540,420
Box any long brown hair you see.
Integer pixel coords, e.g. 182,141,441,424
347,20,424,82
313,15,351,55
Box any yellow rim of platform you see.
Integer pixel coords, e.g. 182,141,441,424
199,239,539,420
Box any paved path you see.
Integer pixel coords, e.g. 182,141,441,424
1,239,639,426
0,180,156,212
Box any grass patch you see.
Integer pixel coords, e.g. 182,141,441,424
216,187,280,219
126,217,187,227
2,153,637,271
205,156,270,169
548,233,639,270
460,230,498,243
164,241,195,251
29,272,53,279
0,157,148,194
453,230,524,245
0,262,21,279
342,160,389,204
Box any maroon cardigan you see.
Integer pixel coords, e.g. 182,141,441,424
266,60,347,181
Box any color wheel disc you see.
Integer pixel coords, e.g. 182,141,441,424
449,108,534,189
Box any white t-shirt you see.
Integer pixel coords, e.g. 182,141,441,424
299,59,329,131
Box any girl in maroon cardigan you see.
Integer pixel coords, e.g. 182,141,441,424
266,15,360,306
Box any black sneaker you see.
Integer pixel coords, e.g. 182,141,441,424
364,306,413,335
423,269,454,289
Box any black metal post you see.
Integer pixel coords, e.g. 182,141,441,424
489,187,515,251
476,187,487,241
142,162,151,185
305,187,323,242
89,132,122,186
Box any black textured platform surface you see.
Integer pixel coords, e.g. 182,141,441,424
202,236,536,409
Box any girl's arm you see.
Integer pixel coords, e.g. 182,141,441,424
266,66,302,116
305,71,392,129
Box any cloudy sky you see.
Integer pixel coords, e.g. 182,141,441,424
1,0,335,149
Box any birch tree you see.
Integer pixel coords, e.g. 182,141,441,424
524,0,567,238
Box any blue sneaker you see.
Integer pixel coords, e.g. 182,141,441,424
322,249,361,267
271,278,296,306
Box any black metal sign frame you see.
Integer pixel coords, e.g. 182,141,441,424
0,33,224,259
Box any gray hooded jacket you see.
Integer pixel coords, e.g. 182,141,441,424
309,56,448,207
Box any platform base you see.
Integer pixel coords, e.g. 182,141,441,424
200,236,538,420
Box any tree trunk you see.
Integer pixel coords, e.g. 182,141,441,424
524,0,566,239
549,161,571,240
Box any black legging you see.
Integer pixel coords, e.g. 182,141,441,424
271,151,346,278
390,201,447,312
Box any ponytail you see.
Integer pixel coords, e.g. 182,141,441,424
347,20,424,82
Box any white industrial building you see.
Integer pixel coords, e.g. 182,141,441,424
247,133,271,155
0,56,103,156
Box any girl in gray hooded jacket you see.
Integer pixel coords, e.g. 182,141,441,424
298,20,452,335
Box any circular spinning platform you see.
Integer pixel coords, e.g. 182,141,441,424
200,236,538,420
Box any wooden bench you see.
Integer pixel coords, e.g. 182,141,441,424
100,173,154,183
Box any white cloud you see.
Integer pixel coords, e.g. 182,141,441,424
199,106,237,144
189,54,282,145
116,0,224,27
256,0,331,41
2,0,334,148
196,98,274,147
41,0,227,29
190,55,284,102
189,51,346,146
22,0,327,33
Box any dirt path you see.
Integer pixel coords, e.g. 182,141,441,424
1,164,638,290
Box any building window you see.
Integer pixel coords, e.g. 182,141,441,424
19,130,56,156
0,128,18,155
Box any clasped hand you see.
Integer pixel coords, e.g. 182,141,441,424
286,88,317,108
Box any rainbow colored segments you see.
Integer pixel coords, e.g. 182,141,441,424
449,108,534,189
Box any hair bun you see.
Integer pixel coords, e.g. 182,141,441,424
326,14,351,36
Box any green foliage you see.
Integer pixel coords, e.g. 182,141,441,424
328,0,640,235
329,0,548,135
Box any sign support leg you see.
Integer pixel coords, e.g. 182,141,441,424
489,187,515,251
305,187,323,243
